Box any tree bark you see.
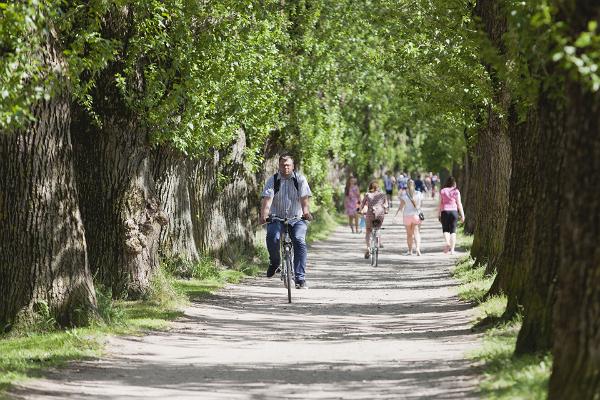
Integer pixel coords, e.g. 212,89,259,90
469,0,512,268
469,105,511,271
514,86,565,354
548,4,600,397
486,106,538,318
0,34,96,327
189,130,256,262
72,107,167,299
152,147,199,265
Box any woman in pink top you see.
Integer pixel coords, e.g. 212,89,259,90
437,176,465,255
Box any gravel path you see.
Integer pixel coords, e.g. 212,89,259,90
10,198,481,399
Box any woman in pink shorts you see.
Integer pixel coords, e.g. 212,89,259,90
396,179,423,255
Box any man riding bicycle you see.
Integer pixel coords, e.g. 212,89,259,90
260,154,313,289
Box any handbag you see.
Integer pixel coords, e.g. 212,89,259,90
407,192,425,221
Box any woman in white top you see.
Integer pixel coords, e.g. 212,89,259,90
395,179,423,255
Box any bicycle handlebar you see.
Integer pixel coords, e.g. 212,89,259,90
266,215,307,223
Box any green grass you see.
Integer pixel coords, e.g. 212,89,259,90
451,256,551,399
452,256,495,304
473,319,552,400
306,207,343,243
0,251,264,394
457,225,474,251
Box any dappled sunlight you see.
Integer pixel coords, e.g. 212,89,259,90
11,201,480,399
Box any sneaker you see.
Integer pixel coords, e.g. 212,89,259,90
379,243,384,249
364,250,370,259
295,281,308,289
266,264,280,278
403,251,412,256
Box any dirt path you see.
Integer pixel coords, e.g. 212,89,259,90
10,198,481,399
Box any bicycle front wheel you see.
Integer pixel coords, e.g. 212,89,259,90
286,256,293,303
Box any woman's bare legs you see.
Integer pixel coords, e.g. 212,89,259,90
348,216,355,233
353,215,359,233
449,233,457,254
414,225,422,255
443,232,451,253
405,224,414,255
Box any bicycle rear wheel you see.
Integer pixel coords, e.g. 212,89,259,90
370,234,376,267
286,256,293,303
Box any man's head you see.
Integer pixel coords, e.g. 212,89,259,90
278,154,294,177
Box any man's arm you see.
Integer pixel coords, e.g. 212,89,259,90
260,197,272,225
300,196,313,221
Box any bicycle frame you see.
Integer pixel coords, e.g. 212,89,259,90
369,224,383,267
267,215,300,303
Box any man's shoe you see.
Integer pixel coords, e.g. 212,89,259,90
266,264,280,278
295,281,308,289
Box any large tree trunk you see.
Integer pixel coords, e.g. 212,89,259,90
469,106,511,270
152,147,199,265
72,109,167,299
548,6,600,398
71,5,167,299
189,130,256,262
514,88,565,354
0,35,96,327
487,106,538,318
469,0,512,267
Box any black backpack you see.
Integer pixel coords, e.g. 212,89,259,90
273,172,300,195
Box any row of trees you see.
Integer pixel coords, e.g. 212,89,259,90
1,0,597,397
453,1,600,398
1,0,479,330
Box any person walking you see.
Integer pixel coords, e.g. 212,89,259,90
260,154,313,289
414,174,426,193
396,179,423,256
383,171,395,208
437,176,465,255
431,173,439,199
359,181,389,259
344,176,361,233
424,175,432,197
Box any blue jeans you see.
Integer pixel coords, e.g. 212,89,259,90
266,220,308,283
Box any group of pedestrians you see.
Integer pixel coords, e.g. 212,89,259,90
344,171,465,257
258,154,465,289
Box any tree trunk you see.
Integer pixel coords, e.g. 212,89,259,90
189,130,256,262
549,81,600,400
470,0,512,270
486,106,538,318
463,145,477,235
469,106,511,271
548,5,600,398
152,147,199,264
514,88,565,354
72,108,167,299
0,35,96,328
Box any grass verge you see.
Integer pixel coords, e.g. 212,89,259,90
451,254,551,399
306,207,344,244
0,248,266,394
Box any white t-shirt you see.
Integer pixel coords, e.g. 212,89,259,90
400,191,422,216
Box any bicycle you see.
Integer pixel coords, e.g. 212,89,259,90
266,215,304,303
369,219,384,267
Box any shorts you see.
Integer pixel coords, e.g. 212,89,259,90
386,189,393,196
441,210,459,233
403,214,422,226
